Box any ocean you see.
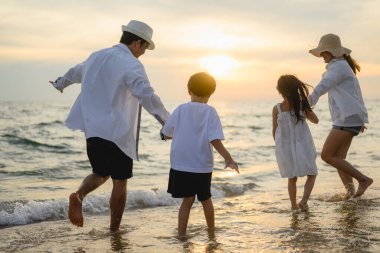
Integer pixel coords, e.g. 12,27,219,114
0,100,379,252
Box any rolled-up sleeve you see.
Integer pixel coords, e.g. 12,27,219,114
124,61,170,125
309,63,343,106
55,63,84,90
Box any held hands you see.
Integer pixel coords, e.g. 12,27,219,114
225,159,239,174
160,130,171,141
160,131,167,141
49,77,63,93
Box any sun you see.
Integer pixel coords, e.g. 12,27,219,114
199,55,239,78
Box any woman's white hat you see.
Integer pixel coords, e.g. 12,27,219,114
309,33,351,57
122,20,155,50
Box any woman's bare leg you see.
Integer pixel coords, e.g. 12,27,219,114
321,129,372,197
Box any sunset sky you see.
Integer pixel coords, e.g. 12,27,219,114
1,0,379,102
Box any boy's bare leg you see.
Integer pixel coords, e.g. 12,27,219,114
201,198,215,230
69,173,109,227
109,179,127,232
288,177,298,210
178,196,195,237
298,175,316,211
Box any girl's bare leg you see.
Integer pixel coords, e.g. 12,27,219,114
298,175,316,210
288,177,298,210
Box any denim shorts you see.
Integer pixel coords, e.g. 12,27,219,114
332,125,362,136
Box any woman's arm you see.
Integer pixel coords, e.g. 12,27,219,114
309,63,344,106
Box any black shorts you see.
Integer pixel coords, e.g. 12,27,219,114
167,168,212,201
86,137,133,180
333,125,362,136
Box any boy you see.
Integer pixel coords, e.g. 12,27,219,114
161,72,239,237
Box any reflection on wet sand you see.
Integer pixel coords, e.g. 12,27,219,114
110,231,131,252
335,199,374,252
279,211,329,252
181,227,221,253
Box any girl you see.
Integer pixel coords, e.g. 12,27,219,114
309,33,373,198
272,75,319,211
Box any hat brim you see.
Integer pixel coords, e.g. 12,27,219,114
309,46,351,57
122,26,155,50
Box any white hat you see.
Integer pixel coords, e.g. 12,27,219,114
309,33,351,57
122,20,155,50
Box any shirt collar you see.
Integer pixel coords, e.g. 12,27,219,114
114,43,134,56
326,58,343,69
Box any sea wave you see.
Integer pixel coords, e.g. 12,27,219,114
0,181,254,227
34,120,63,127
0,199,67,227
1,134,76,154
213,182,257,197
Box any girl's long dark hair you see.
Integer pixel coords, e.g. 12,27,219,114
277,75,312,123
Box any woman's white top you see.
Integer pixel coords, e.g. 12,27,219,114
275,104,318,178
53,43,170,160
309,58,368,126
162,102,224,173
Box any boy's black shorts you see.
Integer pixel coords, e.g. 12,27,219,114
167,168,212,201
86,137,133,180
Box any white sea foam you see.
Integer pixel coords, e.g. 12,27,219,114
0,199,67,226
0,183,251,226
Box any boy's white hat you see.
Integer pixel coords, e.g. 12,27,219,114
122,20,155,50
309,33,351,57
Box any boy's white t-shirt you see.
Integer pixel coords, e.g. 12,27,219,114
162,102,224,173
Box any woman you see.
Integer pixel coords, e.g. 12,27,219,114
308,33,373,198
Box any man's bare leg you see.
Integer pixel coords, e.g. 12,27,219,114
109,179,127,232
69,173,109,227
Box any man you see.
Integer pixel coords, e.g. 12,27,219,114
50,20,170,232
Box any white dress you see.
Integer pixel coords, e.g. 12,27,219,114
275,104,318,178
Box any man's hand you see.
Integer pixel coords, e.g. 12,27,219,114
49,77,63,93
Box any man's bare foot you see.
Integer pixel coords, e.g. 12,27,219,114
354,178,373,198
298,202,309,211
69,192,83,227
